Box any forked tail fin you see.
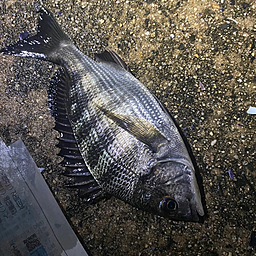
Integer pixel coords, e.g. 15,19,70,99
0,2,70,63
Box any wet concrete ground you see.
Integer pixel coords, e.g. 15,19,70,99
0,0,256,255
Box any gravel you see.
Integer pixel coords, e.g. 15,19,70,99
0,0,256,255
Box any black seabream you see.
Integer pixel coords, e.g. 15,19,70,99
0,3,204,221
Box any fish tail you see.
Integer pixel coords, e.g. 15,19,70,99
0,2,70,63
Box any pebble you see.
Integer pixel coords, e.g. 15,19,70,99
211,140,217,146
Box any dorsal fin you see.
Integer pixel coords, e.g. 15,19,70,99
95,49,130,72
48,67,105,202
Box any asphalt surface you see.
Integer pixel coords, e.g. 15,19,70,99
0,0,256,255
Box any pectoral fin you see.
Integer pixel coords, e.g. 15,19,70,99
98,106,167,152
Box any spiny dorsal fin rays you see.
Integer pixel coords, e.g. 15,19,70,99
96,104,168,153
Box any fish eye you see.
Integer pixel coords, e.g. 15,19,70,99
167,199,177,210
160,197,177,212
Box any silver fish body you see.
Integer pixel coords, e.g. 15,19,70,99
0,3,204,221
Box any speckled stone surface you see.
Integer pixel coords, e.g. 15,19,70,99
0,0,256,255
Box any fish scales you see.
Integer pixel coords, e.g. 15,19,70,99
0,3,205,221
59,46,156,171
65,58,145,201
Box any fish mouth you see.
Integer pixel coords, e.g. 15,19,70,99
171,199,203,222
188,200,202,222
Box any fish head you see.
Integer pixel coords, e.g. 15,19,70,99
134,160,204,222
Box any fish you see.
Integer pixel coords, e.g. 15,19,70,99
0,2,204,221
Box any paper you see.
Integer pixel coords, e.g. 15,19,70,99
0,138,88,256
